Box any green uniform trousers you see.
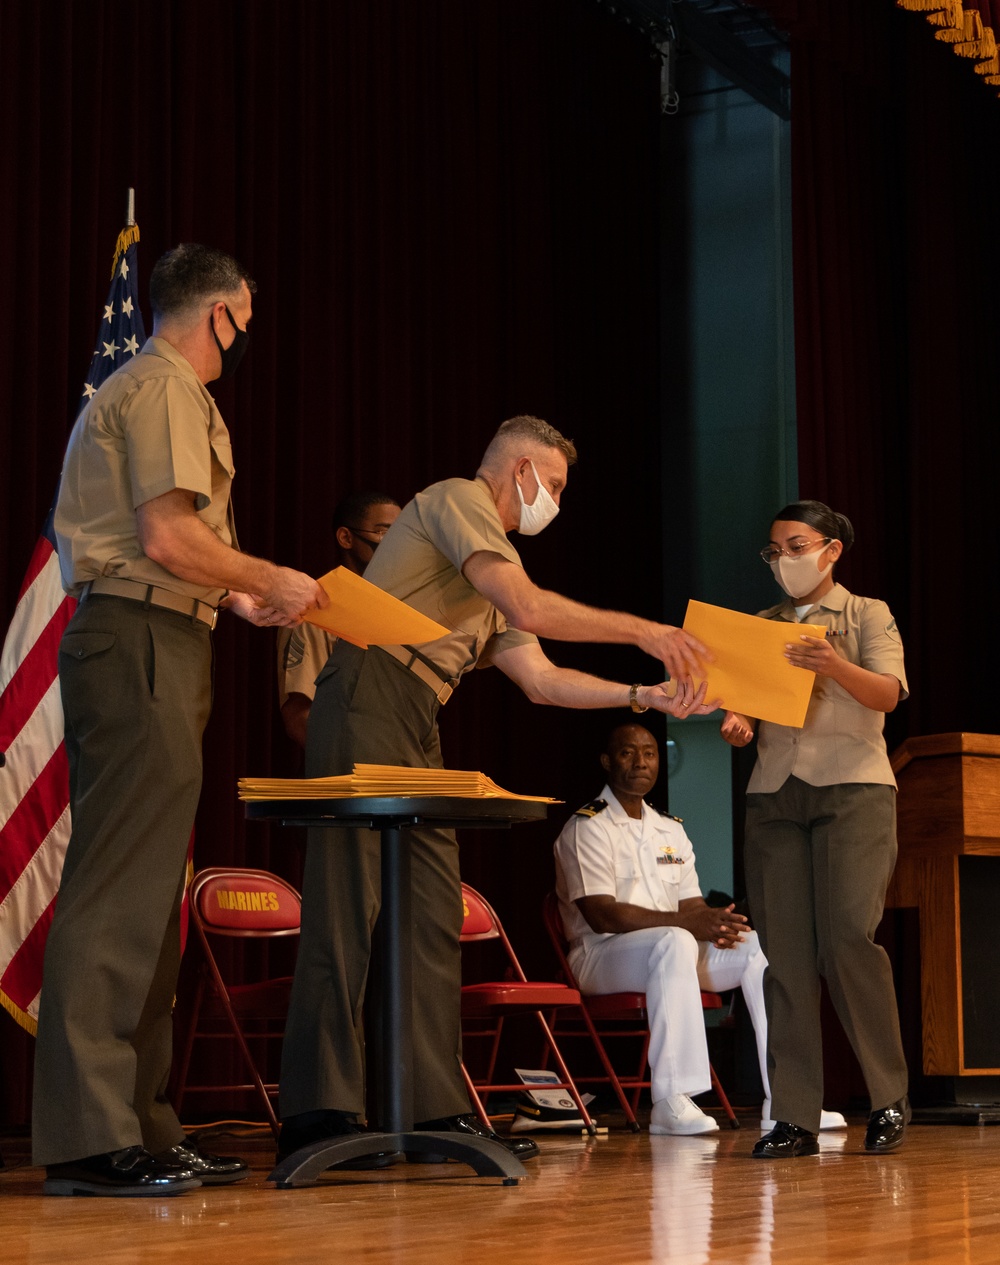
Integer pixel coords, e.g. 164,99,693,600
32,596,212,1166
744,776,908,1134
280,641,469,1123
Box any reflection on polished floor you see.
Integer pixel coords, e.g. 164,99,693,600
4,1113,1000,1264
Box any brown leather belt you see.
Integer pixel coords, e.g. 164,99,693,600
81,576,220,629
380,643,458,705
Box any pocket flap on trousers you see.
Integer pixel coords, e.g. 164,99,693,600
60,631,118,661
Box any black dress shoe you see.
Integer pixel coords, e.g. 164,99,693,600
412,1113,540,1163
277,1110,397,1170
154,1141,250,1185
751,1121,819,1159
44,1145,202,1196
864,1096,911,1153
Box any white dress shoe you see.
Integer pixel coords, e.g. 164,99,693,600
650,1095,720,1136
760,1103,847,1133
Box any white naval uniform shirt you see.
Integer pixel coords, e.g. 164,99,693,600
554,785,703,962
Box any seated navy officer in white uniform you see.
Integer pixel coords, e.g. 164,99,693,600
554,721,847,1136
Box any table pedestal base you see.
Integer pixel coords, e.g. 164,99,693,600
247,798,551,1192
269,1131,526,1186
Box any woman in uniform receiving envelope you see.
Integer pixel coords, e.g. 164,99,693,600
721,500,910,1160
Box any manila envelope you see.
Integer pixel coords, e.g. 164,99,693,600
301,567,449,649
676,599,826,728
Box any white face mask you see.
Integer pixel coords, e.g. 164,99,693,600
770,548,833,600
516,461,559,535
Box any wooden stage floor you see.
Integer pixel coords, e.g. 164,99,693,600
4,1110,1000,1264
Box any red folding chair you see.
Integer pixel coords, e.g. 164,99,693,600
459,884,600,1135
542,891,739,1129
172,867,301,1139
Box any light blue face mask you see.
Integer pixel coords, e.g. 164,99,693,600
516,461,559,536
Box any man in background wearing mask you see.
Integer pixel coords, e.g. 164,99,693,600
34,244,325,1197
277,490,401,748
279,414,710,1164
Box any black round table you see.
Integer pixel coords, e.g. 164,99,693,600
245,795,551,1187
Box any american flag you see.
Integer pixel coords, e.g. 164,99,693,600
0,222,147,1033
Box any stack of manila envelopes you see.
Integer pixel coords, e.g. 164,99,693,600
239,763,558,803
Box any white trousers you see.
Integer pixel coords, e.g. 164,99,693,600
570,927,769,1104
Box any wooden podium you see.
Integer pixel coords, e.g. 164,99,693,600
886,733,1000,1079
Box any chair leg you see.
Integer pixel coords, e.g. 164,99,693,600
532,1011,596,1135
480,1017,506,1109
629,1031,651,1116
203,968,281,1139
710,1062,740,1130
537,1010,558,1070
171,972,206,1119
576,1008,641,1132
460,1061,494,1131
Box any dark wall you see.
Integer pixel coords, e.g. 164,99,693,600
758,0,1000,746
0,0,668,1123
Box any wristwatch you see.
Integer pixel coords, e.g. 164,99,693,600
629,683,648,714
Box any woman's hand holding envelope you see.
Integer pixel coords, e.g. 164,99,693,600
720,710,755,747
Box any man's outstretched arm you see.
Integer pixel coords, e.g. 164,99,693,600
492,641,718,714
463,550,709,680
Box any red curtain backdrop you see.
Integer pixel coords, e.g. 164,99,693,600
6,0,998,1127
759,0,1000,744
0,0,666,1125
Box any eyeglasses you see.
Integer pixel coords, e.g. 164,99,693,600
759,537,832,564
346,525,391,541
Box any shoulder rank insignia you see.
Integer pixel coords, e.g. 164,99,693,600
574,798,608,818
653,806,683,823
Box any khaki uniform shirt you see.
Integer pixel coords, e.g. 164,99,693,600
747,584,908,793
554,785,702,955
362,476,537,680
54,336,235,605
276,623,336,707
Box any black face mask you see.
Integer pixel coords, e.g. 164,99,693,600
211,305,250,380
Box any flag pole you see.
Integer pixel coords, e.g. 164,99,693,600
0,198,148,1033
111,189,140,279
